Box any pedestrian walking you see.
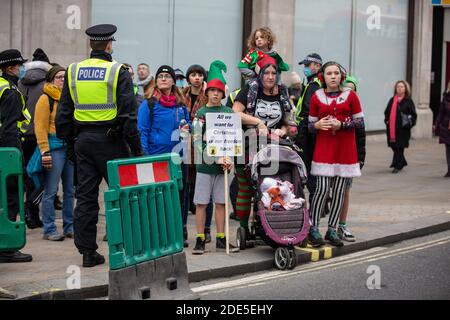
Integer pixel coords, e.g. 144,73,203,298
56,24,142,267
434,81,450,177
384,80,417,173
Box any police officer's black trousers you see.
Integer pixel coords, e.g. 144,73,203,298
74,131,129,254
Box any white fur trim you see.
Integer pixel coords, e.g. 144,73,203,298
311,162,361,178
353,112,364,119
309,116,318,122
24,61,52,72
315,89,351,105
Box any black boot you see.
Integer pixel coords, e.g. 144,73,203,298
0,250,33,263
25,202,42,229
82,251,105,268
54,195,63,211
183,227,189,248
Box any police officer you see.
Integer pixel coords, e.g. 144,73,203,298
56,24,142,268
295,53,323,205
0,49,33,263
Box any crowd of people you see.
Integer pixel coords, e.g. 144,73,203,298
1,23,447,267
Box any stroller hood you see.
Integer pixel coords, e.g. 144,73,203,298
250,144,307,182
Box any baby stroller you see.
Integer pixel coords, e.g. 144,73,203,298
236,138,310,270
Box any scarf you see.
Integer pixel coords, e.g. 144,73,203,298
389,95,403,143
159,93,177,107
185,87,206,119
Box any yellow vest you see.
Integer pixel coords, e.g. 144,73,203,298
68,58,122,122
295,78,321,125
0,76,31,135
228,88,241,105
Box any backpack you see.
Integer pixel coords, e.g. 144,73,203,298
46,94,55,114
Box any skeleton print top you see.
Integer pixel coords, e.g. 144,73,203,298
235,84,287,129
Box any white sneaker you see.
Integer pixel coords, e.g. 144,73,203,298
338,225,356,242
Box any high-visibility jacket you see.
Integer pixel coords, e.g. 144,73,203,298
67,58,122,122
228,88,241,105
0,76,31,135
295,77,321,124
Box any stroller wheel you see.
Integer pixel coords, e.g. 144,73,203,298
236,227,247,250
287,249,297,270
274,247,290,270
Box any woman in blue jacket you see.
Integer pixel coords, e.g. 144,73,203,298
138,65,191,245
138,65,190,155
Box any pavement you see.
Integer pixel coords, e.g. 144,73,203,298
0,137,449,300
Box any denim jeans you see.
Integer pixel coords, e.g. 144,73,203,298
41,147,74,236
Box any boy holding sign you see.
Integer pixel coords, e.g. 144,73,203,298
192,61,238,254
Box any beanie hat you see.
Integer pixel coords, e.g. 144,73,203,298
32,48,50,63
255,55,277,75
344,75,358,92
186,64,207,83
46,65,66,83
155,65,176,82
206,60,227,94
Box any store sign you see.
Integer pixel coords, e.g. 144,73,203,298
431,0,450,5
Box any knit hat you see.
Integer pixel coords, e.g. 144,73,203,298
155,65,176,82
186,64,207,82
32,48,50,63
46,65,66,83
344,75,358,92
255,55,277,75
206,60,227,94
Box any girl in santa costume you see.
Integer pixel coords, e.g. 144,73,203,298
307,61,364,248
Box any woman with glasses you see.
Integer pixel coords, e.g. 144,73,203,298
137,65,191,243
34,65,74,241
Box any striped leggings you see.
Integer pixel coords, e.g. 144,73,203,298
310,176,351,229
235,166,252,227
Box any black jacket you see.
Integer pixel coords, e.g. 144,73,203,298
56,51,142,155
384,97,417,149
295,74,321,170
0,73,23,149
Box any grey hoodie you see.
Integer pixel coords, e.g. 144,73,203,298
18,61,52,136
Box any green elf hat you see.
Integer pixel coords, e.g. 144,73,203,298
344,75,358,92
206,60,227,95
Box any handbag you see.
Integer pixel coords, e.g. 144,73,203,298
400,112,412,128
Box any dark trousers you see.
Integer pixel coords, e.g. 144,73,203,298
73,132,129,253
21,136,40,220
446,144,450,173
391,147,407,170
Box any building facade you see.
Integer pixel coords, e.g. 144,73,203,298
0,0,440,134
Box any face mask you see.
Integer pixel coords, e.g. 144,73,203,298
176,79,185,88
303,67,313,78
18,65,26,80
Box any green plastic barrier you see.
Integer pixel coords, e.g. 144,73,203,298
104,153,184,270
0,148,26,251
